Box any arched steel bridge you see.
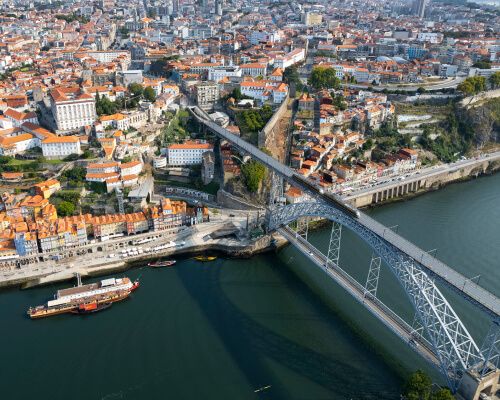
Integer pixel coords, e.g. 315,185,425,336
189,106,500,395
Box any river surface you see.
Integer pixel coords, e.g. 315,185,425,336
1,174,499,400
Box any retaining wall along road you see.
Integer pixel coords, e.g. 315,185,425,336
347,157,500,208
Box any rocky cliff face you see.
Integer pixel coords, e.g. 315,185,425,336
457,98,500,147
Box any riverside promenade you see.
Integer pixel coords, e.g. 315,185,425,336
0,209,273,289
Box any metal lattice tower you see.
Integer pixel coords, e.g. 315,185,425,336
326,221,342,270
480,319,500,377
292,217,309,241
364,254,381,297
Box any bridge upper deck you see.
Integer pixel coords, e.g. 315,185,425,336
190,106,500,318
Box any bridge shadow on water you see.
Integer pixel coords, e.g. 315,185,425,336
175,255,402,400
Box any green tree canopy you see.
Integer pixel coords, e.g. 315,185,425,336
95,92,120,116
283,65,303,90
309,67,341,90
457,76,486,96
149,56,179,77
404,370,432,400
57,201,75,217
241,160,266,193
472,60,491,69
128,83,144,97
143,86,157,102
62,166,86,182
430,388,455,400
403,370,455,400
489,71,500,89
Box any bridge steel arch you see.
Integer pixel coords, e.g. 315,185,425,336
266,201,484,390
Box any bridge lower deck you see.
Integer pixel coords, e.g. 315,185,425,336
191,106,500,319
278,226,440,368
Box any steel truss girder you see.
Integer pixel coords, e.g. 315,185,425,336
266,201,484,390
290,217,309,241
365,254,382,297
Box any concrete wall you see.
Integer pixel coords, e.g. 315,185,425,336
216,189,263,210
460,89,500,108
258,94,290,150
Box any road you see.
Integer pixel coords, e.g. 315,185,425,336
345,76,465,92
343,150,500,200
278,226,440,368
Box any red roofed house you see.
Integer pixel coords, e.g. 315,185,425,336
49,87,97,132
3,108,38,127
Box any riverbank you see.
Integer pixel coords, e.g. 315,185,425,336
362,167,499,209
346,153,500,208
2,233,288,291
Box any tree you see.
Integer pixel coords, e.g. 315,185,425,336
332,93,347,110
403,370,432,400
283,65,303,90
472,60,491,70
128,83,144,97
309,67,341,90
143,86,157,102
87,181,107,194
62,166,86,182
457,76,486,96
430,388,455,400
57,201,75,217
240,160,266,192
95,91,120,116
489,71,500,89
149,56,179,77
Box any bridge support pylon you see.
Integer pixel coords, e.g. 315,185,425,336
326,222,342,270
457,319,500,400
364,254,381,297
268,171,285,207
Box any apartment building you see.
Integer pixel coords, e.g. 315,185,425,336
0,133,38,156
167,141,214,166
195,81,219,112
41,136,81,159
86,50,131,67
240,63,267,77
207,66,242,82
274,48,306,70
240,80,288,104
3,108,38,127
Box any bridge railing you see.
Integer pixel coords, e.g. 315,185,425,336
359,213,500,318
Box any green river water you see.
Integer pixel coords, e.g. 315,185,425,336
1,174,499,400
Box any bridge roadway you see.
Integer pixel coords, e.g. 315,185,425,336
190,106,500,318
343,150,500,201
279,226,440,367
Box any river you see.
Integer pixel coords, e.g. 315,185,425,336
1,174,499,400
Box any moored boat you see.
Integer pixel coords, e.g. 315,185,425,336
148,260,176,268
27,275,139,319
71,301,112,315
194,255,217,262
